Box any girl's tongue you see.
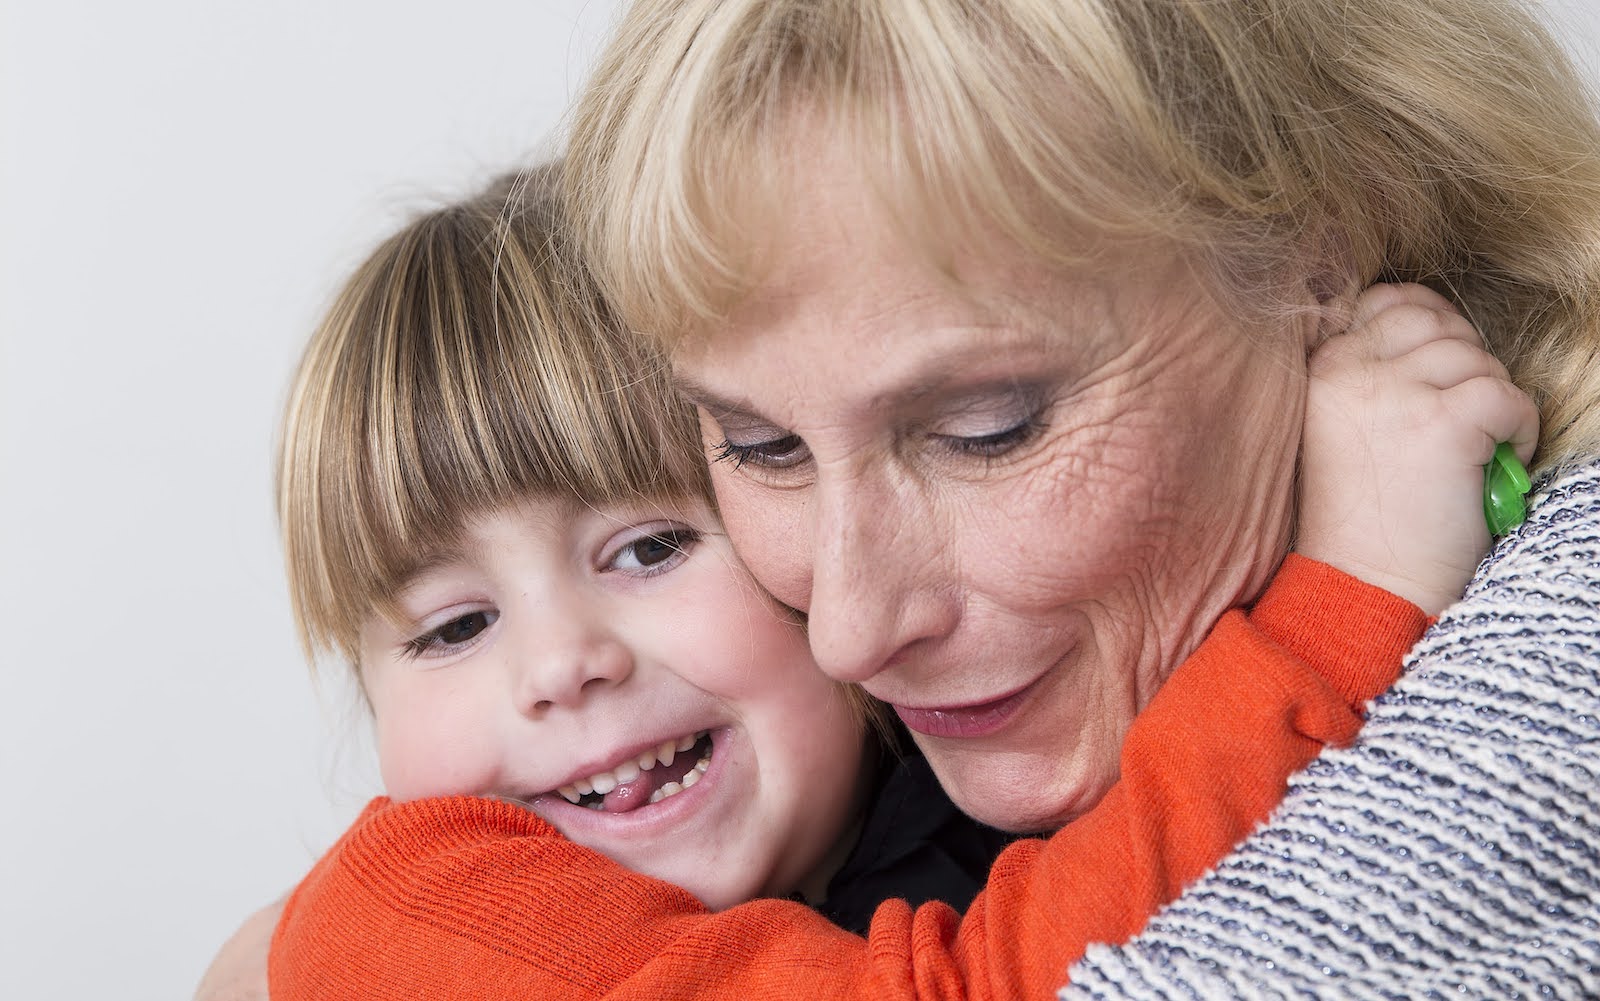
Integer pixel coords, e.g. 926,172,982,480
597,734,708,813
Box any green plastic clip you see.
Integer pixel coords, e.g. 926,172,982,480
1483,441,1532,536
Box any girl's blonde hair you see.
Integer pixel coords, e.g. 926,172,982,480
566,0,1600,471
278,167,709,664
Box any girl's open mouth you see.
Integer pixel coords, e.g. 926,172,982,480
555,731,714,814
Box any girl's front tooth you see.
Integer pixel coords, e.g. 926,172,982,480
638,750,657,771
656,740,675,767
590,772,618,795
558,785,581,804
615,760,641,784
575,777,594,795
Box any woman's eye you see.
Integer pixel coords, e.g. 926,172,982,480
403,610,498,659
936,415,1046,458
610,527,701,575
709,433,811,471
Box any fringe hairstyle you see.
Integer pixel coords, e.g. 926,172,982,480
277,167,709,665
566,0,1600,472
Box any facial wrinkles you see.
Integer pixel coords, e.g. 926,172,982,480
1116,346,1296,603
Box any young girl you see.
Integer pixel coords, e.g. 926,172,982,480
275,165,1011,930
266,167,1452,998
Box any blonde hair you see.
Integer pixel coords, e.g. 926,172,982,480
566,0,1600,471
278,167,709,664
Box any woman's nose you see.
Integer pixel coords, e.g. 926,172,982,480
804,472,959,683
510,612,636,716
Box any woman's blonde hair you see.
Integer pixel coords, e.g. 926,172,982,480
278,167,709,665
566,0,1600,471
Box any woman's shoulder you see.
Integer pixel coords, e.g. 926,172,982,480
1060,456,1600,999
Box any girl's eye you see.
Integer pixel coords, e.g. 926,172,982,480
935,414,1046,459
709,433,811,471
403,609,498,660
609,527,702,575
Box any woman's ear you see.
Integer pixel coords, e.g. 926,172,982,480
1303,226,1361,352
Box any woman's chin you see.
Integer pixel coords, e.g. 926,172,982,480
925,743,1117,834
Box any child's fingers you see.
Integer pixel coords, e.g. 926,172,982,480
1440,375,1542,464
1361,302,1485,361
1397,336,1513,391
1347,283,1463,333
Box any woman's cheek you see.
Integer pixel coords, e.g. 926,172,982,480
708,467,813,612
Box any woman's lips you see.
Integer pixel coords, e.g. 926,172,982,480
891,680,1038,738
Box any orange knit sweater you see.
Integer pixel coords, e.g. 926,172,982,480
271,556,1427,1000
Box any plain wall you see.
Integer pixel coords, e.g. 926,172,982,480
1,2,1596,999
1,3,620,998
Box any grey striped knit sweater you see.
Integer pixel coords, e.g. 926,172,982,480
1062,458,1600,1000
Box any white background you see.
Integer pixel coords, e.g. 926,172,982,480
1,2,1596,998
1,3,621,998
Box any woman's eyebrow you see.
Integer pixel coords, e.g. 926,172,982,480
672,376,763,420
677,346,1059,421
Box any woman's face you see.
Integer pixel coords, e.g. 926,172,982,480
674,154,1314,832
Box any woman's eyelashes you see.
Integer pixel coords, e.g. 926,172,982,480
708,403,1051,472
709,433,810,471
932,412,1048,459
402,609,499,660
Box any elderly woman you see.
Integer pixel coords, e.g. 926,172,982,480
565,0,1599,991
209,0,1600,997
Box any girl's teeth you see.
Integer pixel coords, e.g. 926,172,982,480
564,731,711,806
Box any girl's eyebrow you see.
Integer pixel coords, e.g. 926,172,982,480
395,540,474,598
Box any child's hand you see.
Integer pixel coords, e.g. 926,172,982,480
1296,283,1539,615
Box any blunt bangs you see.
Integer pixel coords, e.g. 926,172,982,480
279,170,708,663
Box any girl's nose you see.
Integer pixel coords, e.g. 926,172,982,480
510,614,636,716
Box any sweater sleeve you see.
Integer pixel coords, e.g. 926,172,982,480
269,555,1427,1001
1061,460,1600,999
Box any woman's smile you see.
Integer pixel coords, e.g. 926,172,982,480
889,677,1043,739
675,136,1309,832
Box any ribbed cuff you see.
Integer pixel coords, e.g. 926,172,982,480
1250,554,1431,707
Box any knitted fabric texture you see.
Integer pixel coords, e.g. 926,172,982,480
1062,458,1600,1000
270,558,1425,1000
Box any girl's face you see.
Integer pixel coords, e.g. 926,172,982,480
674,146,1310,833
359,496,869,910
